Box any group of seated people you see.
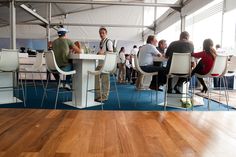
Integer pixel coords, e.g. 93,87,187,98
49,25,219,102
138,31,217,94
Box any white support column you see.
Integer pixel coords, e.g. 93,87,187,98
46,3,52,43
220,0,226,46
142,6,145,42
10,0,16,49
180,13,186,32
154,0,157,34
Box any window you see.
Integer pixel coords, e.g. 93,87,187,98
157,20,181,45
222,8,236,55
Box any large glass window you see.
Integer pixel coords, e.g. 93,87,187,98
157,20,181,45
185,0,223,51
222,8,236,55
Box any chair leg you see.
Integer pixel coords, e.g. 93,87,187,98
15,72,25,107
85,73,89,108
164,76,169,111
98,76,103,110
207,77,210,111
113,74,120,108
19,73,26,107
41,74,50,108
32,72,37,96
225,77,230,110
219,77,222,108
191,76,195,111
72,75,77,107
155,75,158,106
54,78,61,109
24,73,27,103
222,77,229,111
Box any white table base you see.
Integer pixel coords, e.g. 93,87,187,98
64,59,101,108
0,72,22,105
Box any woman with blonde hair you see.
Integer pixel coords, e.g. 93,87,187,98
191,38,217,93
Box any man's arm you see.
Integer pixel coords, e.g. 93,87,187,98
72,45,81,54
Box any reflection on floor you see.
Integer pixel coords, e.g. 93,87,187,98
0,109,236,157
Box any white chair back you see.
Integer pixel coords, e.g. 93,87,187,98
210,55,228,77
134,54,144,74
0,49,19,71
228,56,236,72
101,52,117,73
32,52,44,69
169,53,191,75
44,50,65,74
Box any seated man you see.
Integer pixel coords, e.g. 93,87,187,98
52,27,81,90
138,35,166,89
165,31,194,94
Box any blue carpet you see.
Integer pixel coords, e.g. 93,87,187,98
0,80,235,111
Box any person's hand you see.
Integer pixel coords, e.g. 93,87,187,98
191,61,196,68
157,53,162,57
97,50,105,55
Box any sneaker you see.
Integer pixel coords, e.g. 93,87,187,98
59,83,64,88
64,84,71,91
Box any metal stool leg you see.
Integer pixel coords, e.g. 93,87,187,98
41,73,50,108
222,77,229,111
54,78,61,109
113,74,120,108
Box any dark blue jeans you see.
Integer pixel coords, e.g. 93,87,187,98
140,65,166,86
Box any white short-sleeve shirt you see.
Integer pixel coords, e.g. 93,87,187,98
138,44,161,66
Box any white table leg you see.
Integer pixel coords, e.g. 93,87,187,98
64,59,100,108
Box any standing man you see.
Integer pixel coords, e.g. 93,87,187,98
165,31,194,93
95,27,113,102
52,27,81,90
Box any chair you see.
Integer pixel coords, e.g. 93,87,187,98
195,55,229,110
133,54,159,106
0,49,25,106
86,52,120,110
41,50,76,109
19,52,45,96
164,53,192,110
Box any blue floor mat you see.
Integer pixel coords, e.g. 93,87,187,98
0,81,235,111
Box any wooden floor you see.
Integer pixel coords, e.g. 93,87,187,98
0,109,236,157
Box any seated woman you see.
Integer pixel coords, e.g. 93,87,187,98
191,38,217,93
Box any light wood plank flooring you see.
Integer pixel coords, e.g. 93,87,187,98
0,109,236,157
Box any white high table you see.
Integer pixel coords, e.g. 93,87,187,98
64,54,105,108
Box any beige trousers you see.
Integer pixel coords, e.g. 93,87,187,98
95,65,110,100
118,63,126,83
